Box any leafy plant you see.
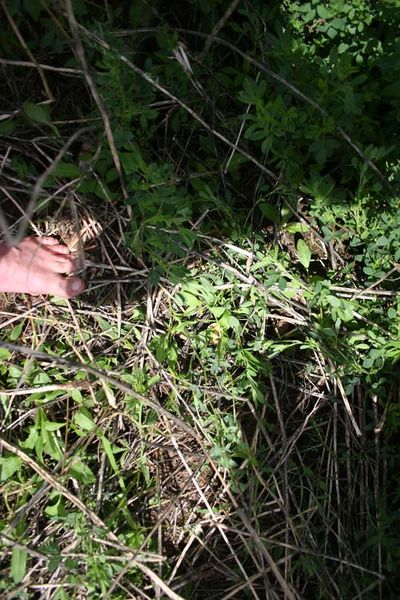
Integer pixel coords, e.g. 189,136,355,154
1,0,400,598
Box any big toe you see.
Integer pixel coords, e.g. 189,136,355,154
50,276,85,298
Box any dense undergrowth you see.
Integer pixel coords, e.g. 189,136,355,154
0,0,400,598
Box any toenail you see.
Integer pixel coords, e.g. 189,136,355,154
71,280,82,292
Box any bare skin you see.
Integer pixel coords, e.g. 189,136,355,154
0,237,85,298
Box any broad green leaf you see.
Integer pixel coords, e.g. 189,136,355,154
23,102,50,124
296,3,312,13
228,315,240,330
316,5,330,19
41,426,62,461
363,357,375,369
296,239,312,269
44,421,64,432
0,348,11,360
304,8,316,22
74,409,95,431
338,43,349,54
331,17,345,30
71,388,83,403
327,295,341,308
278,277,287,291
9,322,23,341
45,495,67,517
52,162,81,179
210,306,226,319
11,546,27,583
327,27,337,39
0,120,16,135
0,456,21,481
120,149,146,174
68,457,96,484
20,426,39,450
8,365,23,378
285,222,309,234
259,202,278,222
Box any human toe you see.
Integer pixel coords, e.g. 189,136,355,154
46,243,71,256
49,254,77,273
51,275,85,298
64,277,85,298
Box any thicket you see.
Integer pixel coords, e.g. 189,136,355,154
0,1,400,598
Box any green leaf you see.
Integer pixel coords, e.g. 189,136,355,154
0,120,16,135
179,227,198,248
74,409,95,432
304,8,316,22
71,388,83,403
100,435,126,490
296,3,312,13
8,365,22,378
327,295,341,308
120,149,146,174
44,421,64,432
285,222,309,234
23,102,50,124
278,277,287,291
338,43,349,54
296,239,312,269
327,27,337,39
331,17,345,30
228,315,240,330
259,202,278,222
363,357,375,369
52,162,81,179
316,5,330,19
45,495,67,517
68,457,96,484
20,426,39,450
0,456,22,481
11,546,27,584
9,322,23,341
210,306,226,319
0,347,11,360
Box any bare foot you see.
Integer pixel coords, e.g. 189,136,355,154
0,237,85,298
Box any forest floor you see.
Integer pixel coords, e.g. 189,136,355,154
1,1,400,598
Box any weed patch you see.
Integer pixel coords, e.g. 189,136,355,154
1,1,400,598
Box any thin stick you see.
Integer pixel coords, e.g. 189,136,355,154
201,0,242,57
64,0,128,200
0,381,90,396
327,357,362,437
351,266,400,301
0,57,83,76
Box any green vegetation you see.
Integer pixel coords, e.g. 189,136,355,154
1,0,400,597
